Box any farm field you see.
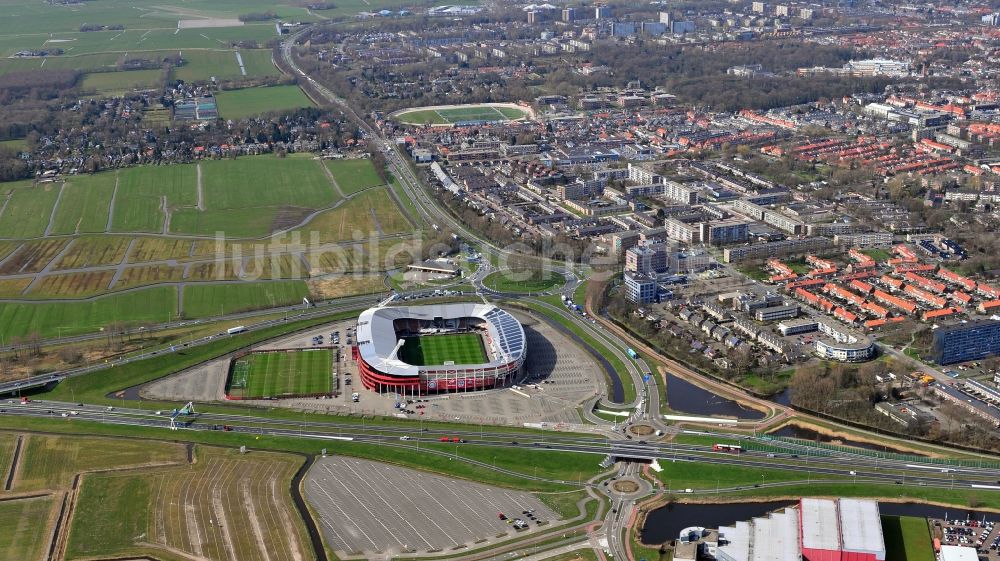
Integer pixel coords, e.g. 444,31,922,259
0,278,30,297
308,236,418,275
81,69,163,95
0,139,26,152
170,156,338,238
0,433,15,483
0,0,321,38
394,104,531,125
182,280,309,318
127,237,231,263
53,237,131,270
214,85,314,119
49,174,116,235
399,333,488,366
228,349,332,398
112,165,197,233
294,187,411,242
306,275,386,300
0,286,177,339
28,271,117,298
0,495,54,561
64,445,310,561
0,239,70,275
201,156,334,210
0,180,59,239
114,264,187,290
12,433,186,492
325,158,385,195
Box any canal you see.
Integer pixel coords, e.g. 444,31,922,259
664,373,765,420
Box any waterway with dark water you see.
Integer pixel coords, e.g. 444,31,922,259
664,373,765,420
641,501,999,544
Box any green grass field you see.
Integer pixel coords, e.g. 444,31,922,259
81,69,163,95
0,286,177,339
862,248,893,263
0,139,26,152
228,349,332,398
399,333,488,366
182,280,309,318
13,433,186,492
882,516,933,561
395,104,530,125
215,85,314,119
0,495,54,561
484,270,562,293
113,165,197,233
0,180,59,238
50,174,116,235
325,158,384,195
170,156,337,237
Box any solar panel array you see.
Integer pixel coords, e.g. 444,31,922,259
484,308,525,361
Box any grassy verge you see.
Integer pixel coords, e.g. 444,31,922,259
484,270,562,293
535,488,593,519
729,481,1000,510
882,516,933,561
1,417,591,493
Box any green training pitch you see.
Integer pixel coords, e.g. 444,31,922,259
228,349,332,398
394,104,530,125
398,333,488,366
215,85,314,119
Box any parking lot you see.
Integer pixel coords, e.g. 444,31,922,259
932,516,1000,559
304,456,558,557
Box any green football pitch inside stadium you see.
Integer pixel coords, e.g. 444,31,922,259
398,334,488,366
227,349,332,398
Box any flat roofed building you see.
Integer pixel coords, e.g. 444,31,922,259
701,219,750,245
407,260,460,276
930,320,1000,365
625,271,658,304
839,499,886,561
800,498,841,561
778,318,818,336
718,507,800,561
755,304,799,322
941,546,980,561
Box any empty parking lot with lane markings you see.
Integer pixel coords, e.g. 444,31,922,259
304,456,558,557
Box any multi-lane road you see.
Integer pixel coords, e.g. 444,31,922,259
8,399,1000,491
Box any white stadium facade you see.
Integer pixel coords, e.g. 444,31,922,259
353,303,527,395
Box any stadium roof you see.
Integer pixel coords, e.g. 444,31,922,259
356,303,526,377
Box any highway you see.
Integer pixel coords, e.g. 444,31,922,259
8,399,1000,490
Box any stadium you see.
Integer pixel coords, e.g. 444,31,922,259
353,303,527,395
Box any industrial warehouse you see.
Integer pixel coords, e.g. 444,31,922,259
714,498,886,561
